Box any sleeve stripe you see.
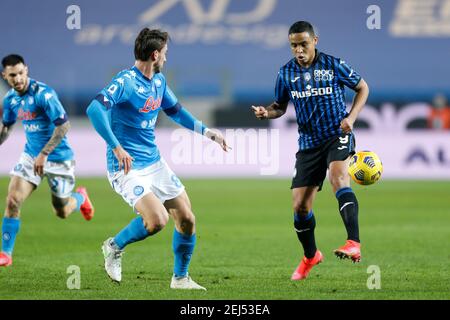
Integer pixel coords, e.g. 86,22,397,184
94,94,112,110
2,120,16,127
351,76,362,89
163,102,182,116
53,113,68,126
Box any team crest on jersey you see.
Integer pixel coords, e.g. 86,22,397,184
304,72,311,81
133,186,144,196
154,79,162,88
28,97,34,105
314,69,334,81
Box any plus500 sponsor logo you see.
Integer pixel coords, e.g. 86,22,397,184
291,87,333,99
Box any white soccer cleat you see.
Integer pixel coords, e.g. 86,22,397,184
101,237,124,283
170,275,207,291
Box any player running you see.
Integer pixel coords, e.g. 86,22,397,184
252,21,369,280
86,28,228,290
0,54,94,267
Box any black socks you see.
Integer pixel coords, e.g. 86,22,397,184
336,187,360,243
294,211,317,259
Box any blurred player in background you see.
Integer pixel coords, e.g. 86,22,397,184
86,28,228,290
0,54,94,267
427,93,450,130
252,21,369,280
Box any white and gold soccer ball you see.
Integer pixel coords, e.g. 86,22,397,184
348,151,383,186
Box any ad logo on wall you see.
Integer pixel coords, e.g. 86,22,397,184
390,0,450,37
75,0,288,48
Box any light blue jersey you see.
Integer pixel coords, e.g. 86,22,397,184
2,79,73,161
96,67,178,172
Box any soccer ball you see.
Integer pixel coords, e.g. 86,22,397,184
348,151,383,186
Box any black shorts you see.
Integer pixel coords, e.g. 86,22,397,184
291,132,356,191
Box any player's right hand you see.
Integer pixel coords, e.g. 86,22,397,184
34,152,48,176
205,129,231,152
252,105,268,119
113,145,134,174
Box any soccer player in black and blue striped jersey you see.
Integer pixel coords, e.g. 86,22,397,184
252,21,369,280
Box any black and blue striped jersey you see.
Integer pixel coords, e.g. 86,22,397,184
275,50,361,150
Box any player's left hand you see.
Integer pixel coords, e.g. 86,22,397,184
205,129,231,152
340,117,355,134
34,153,48,176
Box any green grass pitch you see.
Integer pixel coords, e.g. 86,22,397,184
0,177,448,299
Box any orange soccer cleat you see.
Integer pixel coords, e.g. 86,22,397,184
291,250,323,280
0,252,12,267
334,240,361,263
76,187,95,221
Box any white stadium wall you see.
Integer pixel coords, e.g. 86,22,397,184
1,104,449,179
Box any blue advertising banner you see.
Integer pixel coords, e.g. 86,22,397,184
1,0,449,101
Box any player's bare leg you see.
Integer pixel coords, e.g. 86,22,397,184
291,186,323,280
51,195,77,219
292,186,318,218
329,159,361,262
102,193,168,282
329,158,351,194
51,186,95,221
165,191,206,290
5,176,36,218
0,176,35,266
165,191,195,235
137,193,170,235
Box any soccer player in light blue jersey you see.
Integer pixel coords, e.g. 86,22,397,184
0,54,95,267
86,28,228,290
252,21,369,280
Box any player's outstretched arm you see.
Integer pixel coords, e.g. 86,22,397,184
164,103,230,151
252,101,288,120
0,124,14,145
86,99,133,173
34,121,70,176
340,78,369,133
86,99,120,148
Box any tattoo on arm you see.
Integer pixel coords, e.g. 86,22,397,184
266,102,288,119
0,125,13,145
41,121,70,155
